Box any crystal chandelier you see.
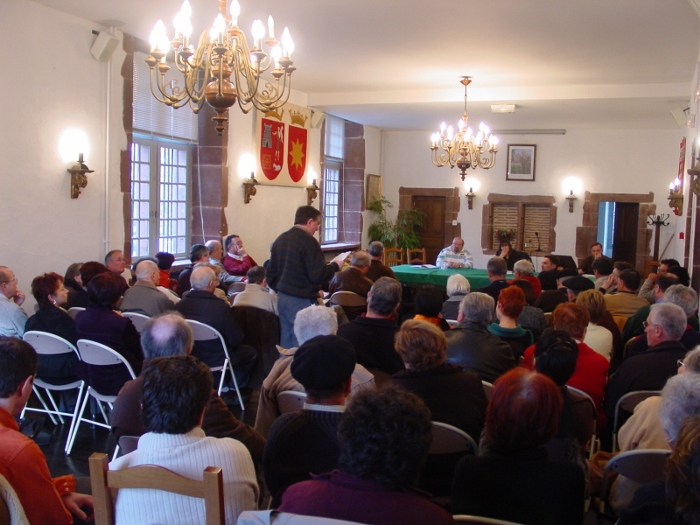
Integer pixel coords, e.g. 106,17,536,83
430,77,499,181
146,0,297,134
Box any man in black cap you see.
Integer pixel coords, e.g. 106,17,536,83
534,269,578,313
563,275,595,302
262,334,357,507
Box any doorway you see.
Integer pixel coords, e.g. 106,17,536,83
412,196,446,265
597,201,639,265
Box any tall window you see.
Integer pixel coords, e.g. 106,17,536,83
131,51,197,258
322,115,345,244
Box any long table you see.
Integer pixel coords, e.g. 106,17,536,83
392,265,493,289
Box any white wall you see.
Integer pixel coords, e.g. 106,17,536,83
0,0,125,310
380,128,686,269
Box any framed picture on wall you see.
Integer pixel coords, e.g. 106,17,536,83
366,174,382,205
506,144,537,181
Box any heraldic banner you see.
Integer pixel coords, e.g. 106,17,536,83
256,103,311,187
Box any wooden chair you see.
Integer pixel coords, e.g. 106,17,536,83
20,331,84,426
65,340,137,455
121,312,150,333
186,320,245,406
597,449,670,516
384,248,403,267
406,247,427,264
277,390,307,414
612,315,629,333
612,390,661,452
89,452,225,525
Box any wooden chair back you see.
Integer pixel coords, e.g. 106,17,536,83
406,248,427,264
329,291,367,308
89,452,225,525
383,248,403,267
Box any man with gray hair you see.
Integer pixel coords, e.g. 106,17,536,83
337,277,404,381
604,302,689,421
476,257,509,304
0,266,27,337
328,251,373,320
205,239,235,285
445,292,515,383
110,312,265,462
176,266,257,392
626,284,700,355
365,241,396,282
120,259,175,316
512,259,542,298
254,305,375,436
233,266,278,314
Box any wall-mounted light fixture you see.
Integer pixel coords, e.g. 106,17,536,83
561,176,582,213
306,180,319,206
668,177,684,215
239,153,259,204
67,153,94,199
463,178,480,211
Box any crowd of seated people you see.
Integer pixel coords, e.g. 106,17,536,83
3,221,700,524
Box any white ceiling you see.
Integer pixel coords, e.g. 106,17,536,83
35,0,700,131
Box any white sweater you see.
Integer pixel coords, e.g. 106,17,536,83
110,428,258,524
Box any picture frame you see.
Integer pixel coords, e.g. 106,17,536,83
506,144,537,181
366,174,382,205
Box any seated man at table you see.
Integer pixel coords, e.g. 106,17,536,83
436,237,473,269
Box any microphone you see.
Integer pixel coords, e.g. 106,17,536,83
535,231,541,251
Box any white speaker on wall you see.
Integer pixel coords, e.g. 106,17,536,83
670,107,687,128
310,111,326,129
90,31,119,62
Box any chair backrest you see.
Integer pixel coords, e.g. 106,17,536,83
407,248,426,264
121,312,150,333
228,282,247,294
429,421,478,455
384,248,403,267
612,315,629,333
76,340,137,379
67,307,85,320
277,390,307,414
117,435,140,456
453,516,524,525
329,291,367,308
238,510,369,525
481,381,493,402
230,305,281,376
23,331,79,357
89,452,225,525
613,390,661,439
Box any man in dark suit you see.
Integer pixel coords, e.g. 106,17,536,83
175,266,256,390
534,269,577,313
476,257,509,304
537,255,560,291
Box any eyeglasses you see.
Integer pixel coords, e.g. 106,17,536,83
678,360,685,368
642,321,657,329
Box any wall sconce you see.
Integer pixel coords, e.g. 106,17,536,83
306,178,319,206
242,172,260,204
465,187,476,210
67,153,94,199
565,190,577,213
668,177,684,215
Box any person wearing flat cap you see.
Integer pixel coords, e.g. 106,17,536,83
533,269,578,313
562,275,595,302
262,334,357,508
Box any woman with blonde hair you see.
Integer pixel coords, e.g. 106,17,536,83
576,289,613,360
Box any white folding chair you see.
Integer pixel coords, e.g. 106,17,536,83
481,380,493,402
65,340,137,455
453,516,524,525
598,449,670,515
430,421,478,456
277,390,307,414
567,385,599,458
21,331,84,426
185,319,244,408
329,291,367,308
612,390,661,452
121,311,150,333
67,307,85,320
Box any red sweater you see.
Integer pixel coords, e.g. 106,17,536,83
223,254,258,277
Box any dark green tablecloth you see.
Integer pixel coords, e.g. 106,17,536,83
392,265,492,289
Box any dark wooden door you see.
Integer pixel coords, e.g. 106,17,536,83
412,196,446,265
612,202,639,265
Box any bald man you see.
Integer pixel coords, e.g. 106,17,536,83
436,237,473,269
120,260,175,316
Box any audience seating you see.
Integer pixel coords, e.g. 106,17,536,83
185,319,245,407
406,248,427,264
453,516,524,525
237,510,368,524
89,452,225,525
277,390,306,414
383,248,403,267
430,421,478,456
612,315,629,333
116,435,139,456
121,312,150,333
481,381,493,402
65,340,137,455
21,331,83,426
231,305,281,378
0,472,28,525
612,390,661,452
567,385,599,458
67,307,85,320
597,449,670,516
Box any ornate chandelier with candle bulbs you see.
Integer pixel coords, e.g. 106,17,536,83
429,77,499,181
146,0,297,134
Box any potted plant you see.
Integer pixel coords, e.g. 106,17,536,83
495,228,516,244
367,195,424,250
